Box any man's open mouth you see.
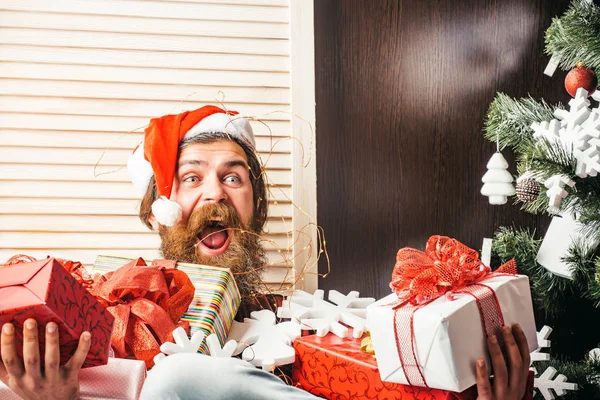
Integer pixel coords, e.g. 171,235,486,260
196,220,232,256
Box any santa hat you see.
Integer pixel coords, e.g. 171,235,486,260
127,105,255,227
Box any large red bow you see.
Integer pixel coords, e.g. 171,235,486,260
390,236,516,305
90,258,195,368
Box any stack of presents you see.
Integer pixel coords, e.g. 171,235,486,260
0,236,537,399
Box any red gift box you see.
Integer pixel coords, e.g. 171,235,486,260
293,332,535,400
0,258,114,368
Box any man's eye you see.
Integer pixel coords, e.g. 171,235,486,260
224,176,240,184
184,176,199,183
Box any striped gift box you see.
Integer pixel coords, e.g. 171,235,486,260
93,255,240,354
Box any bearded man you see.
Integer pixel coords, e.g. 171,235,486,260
1,106,532,400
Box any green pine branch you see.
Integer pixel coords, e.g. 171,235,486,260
545,0,600,71
587,259,600,306
484,94,558,154
491,227,600,317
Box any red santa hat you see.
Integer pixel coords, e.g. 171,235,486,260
127,105,255,227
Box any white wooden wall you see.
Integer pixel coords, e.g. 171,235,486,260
0,0,302,290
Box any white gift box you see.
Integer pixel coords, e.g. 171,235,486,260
366,275,538,392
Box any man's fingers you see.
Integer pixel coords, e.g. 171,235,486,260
64,331,91,377
44,323,61,382
487,334,508,398
22,319,42,380
501,325,524,390
475,358,492,400
1,323,24,378
512,324,531,371
512,324,531,397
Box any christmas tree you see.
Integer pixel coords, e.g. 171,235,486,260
483,1,600,398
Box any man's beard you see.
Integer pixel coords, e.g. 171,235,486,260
158,203,266,301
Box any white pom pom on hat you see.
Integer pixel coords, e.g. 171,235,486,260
127,105,255,227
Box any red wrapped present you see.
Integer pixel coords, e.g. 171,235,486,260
293,331,535,400
0,258,114,368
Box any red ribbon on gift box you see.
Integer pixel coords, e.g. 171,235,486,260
388,236,517,388
90,258,195,368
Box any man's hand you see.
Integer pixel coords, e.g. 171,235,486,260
0,319,91,400
476,324,531,400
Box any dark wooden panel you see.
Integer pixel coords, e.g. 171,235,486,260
315,0,572,298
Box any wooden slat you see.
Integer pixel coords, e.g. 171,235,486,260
0,113,291,136
0,147,292,169
0,46,289,72
0,96,291,121
1,28,289,56
0,215,293,234
0,232,293,250
0,130,293,153
0,0,290,23
0,198,293,218
0,79,290,104
0,62,290,88
0,11,289,39
0,163,293,185
0,181,293,201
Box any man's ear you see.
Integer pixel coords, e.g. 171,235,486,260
148,213,160,231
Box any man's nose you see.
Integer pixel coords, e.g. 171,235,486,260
201,175,227,204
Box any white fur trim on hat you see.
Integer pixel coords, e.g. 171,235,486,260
127,143,154,198
184,113,255,147
151,196,182,226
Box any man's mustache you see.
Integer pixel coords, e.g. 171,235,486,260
185,203,243,234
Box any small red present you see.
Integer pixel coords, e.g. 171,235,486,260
293,331,535,400
292,331,478,400
0,258,114,368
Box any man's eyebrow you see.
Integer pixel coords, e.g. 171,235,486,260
178,159,207,168
225,160,249,169
177,159,248,169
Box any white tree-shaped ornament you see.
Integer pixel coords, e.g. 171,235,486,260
481,152,516,205
226,309,301,372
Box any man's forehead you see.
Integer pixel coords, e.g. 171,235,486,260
177,141,248,167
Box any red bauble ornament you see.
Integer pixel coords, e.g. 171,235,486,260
565,62,598,97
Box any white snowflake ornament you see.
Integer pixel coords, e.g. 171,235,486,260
530,325,552,365
160,327,206,355
534,367,578,399
544,175,575,214
206,333,237,358
278,290,375,339
481,152,516,205
152,327,238,365
530,325,579,399
226,309,301,372
530,88,600,210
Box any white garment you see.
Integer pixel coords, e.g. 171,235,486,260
140,353,318,400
